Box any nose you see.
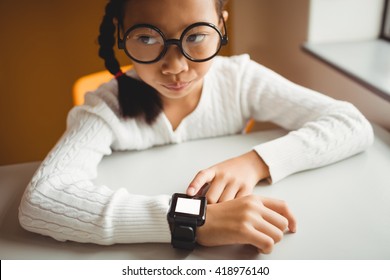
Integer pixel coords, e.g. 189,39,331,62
161,44,189,76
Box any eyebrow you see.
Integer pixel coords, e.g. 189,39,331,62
127,20,219,37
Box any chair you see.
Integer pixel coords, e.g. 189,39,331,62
72,65,133,106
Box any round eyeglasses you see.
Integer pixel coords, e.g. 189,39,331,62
118,19,228,64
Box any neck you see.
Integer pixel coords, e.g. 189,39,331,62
161,84,203,130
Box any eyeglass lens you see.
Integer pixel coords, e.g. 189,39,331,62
125,24,222,63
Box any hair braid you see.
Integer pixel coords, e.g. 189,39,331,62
98,0,163,124
98,0,121,75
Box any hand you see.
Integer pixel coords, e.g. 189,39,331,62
187,151,270,203
196,195,297,254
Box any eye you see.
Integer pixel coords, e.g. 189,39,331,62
137,35,158,45
186,33,207,44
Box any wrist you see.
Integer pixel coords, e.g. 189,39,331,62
167,193,207,250
248,150,270,181
196,204,214,247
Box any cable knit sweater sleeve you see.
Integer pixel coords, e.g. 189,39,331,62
235,56,374,183
18,92,171,245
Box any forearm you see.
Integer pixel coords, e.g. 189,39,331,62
19,109,171,244
242,60,373,183
246,150,270,182
254,102,373,183
19,176,171,244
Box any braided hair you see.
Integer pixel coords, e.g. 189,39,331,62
97,0,229,124
98,0,162,124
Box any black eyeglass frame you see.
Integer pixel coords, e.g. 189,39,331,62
117,18,228,64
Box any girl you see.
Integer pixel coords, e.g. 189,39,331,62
19,0,373,254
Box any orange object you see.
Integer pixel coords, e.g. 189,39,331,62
72,65,132,106
244,118,255,133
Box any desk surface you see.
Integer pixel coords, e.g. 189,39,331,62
1,124,390,260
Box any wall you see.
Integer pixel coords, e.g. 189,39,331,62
0,0,128,165
308,0,384,43
230,0,390,130
0,0,233,166
2,0,389,165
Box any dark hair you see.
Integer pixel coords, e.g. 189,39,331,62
98,0,228,124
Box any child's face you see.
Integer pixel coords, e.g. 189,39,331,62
123,0,223,103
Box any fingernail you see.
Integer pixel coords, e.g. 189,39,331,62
187,187,195,196
291,226,297,233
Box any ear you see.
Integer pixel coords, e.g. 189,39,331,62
219,10,228,30
222,10,229,22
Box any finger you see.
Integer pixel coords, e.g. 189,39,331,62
245,227,275,254
218,183,239,202
235,187,253,199
187,169,215,196
206,176,227,204
261,197,297,233
196,183,211,197
260,205,289,232
253,210,285,244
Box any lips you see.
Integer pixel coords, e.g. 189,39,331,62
160,81,191,91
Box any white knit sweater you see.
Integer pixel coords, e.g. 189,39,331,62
18,55,373,245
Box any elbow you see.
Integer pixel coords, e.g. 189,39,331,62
363,117,374,148
18,183,35,232
344,102,374,150
18,180,67,242
353,104,374,148
18,178,115,245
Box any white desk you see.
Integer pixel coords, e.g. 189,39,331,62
1,124,390,260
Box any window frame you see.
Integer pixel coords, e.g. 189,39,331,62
381,0,390,40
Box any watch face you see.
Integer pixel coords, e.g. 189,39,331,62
175,197,201,215
168,193,206,225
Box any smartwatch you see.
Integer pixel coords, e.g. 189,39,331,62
167,193,207,250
